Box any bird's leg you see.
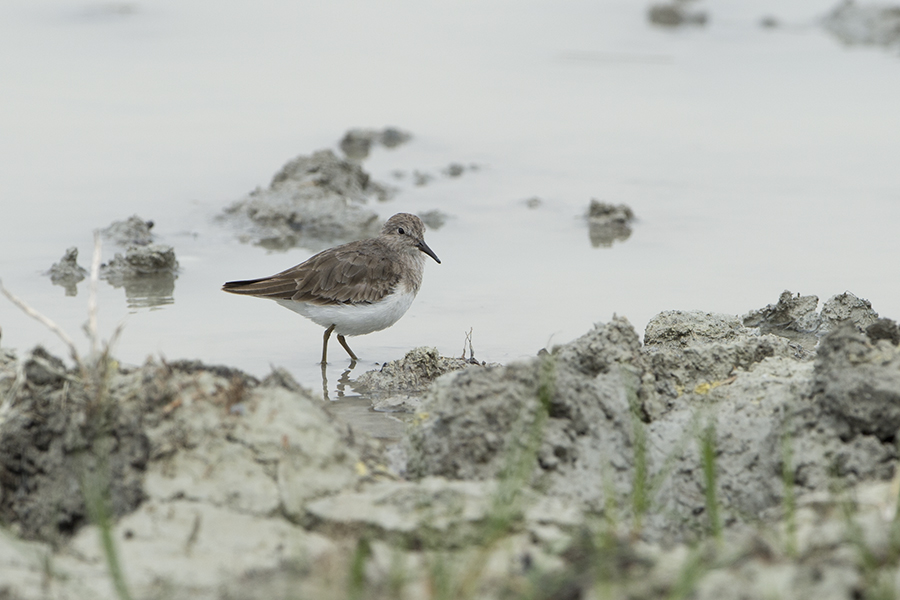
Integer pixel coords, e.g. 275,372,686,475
337,334,359,361
322,324,336,365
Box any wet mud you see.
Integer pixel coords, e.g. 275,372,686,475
219,149,387,252
44,248,88,296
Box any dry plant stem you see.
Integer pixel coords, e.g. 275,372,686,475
88,231,102,355
0,279,81,364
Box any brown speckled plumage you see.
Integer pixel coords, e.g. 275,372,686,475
222,213,440,363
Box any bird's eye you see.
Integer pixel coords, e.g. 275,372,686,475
398,227,405,235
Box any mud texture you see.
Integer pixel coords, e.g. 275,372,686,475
353,346,490,395
2,291,900,599
406,295,898,544
0,351,377,599
44,247,88,296
221,149,388,251
339,127,411,160
355,347,495,415
823,1,900,47
585,200,635,248
742,290,879,349
99,244,179,308
0,347,149,543
101,215,155,246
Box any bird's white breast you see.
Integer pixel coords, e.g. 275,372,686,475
275,289,419,337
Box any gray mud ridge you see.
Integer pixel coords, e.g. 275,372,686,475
339,127,411,160
406,290,898,543
100,244,179,308
585,199,635,248
221,149,389,251
823,1,900,47
44,247,88,296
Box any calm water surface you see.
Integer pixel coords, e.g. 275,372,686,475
1,0,899,399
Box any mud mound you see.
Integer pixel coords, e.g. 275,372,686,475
221,149,386,251
815,325,900,441
742,289,879,344
354,346,491,395
101,215,155,246
406,317,640,507
44,247,88,296
405,296,899,543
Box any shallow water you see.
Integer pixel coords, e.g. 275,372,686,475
2,0,899,403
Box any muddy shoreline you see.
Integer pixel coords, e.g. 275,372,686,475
1,290,899,599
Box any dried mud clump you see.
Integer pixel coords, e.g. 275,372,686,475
406,317,641,509
814,325,900,441
354,346,492,395
0,347,149,543
405,293,898,543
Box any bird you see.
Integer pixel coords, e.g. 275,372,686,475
222,213,440,364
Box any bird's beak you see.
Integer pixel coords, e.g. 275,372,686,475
417,240,441,264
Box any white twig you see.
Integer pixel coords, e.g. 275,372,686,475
0,279,81,363
87,230,102,355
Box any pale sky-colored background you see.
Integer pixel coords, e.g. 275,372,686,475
1,0,898,395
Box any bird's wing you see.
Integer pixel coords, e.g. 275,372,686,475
222,239,401,305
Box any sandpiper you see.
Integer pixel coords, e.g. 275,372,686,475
222,213,440,364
